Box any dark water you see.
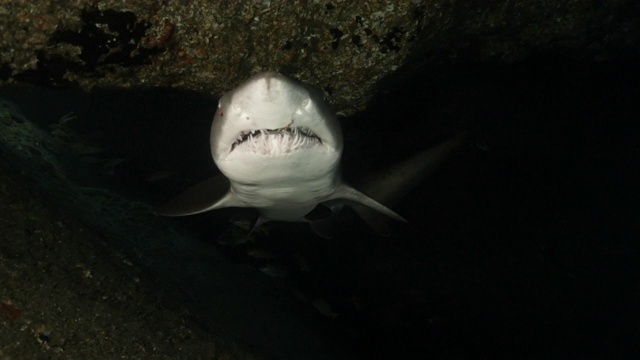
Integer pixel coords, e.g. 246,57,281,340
1,57,638,359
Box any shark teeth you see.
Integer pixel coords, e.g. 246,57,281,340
231,126,321,153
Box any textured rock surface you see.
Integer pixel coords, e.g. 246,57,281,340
0,166,258,360
0,97,353,360
1,1,639,114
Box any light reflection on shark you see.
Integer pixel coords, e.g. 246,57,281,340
157,72,462,237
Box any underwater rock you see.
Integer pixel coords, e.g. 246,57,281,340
0,97,355,359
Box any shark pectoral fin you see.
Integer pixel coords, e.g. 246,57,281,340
156,175,236,216
333,184,406,235
340,133,466,235
335,184,406,222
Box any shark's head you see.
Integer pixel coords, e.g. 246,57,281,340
210,72,343,189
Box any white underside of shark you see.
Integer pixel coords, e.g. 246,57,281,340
158,71,461,237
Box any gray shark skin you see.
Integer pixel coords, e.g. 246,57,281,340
157,72,457,237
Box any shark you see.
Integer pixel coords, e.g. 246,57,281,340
157,71,462,237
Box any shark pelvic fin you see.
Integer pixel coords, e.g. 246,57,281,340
305,203,341,239
156,175,239,216
249,216,269,234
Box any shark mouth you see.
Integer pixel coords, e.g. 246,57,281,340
230,126,322,154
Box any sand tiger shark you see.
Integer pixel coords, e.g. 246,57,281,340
157,71,463,237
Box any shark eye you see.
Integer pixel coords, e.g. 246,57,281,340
302,98,313,111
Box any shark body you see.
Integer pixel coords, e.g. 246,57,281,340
158,72,406,236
